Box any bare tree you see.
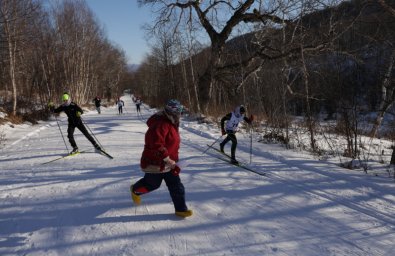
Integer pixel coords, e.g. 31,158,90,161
99,43,127,101
138,0,343,113
51,0,105,103
378,0,395,16
369,47,395,138
374,0,395,165
0,0,132,123
0,0,39,115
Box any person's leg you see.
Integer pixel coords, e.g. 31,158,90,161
220,133,231,152
67,125,77,149
228,133,238,160
164,172,188,212
132,173,163,195
76,123,99,148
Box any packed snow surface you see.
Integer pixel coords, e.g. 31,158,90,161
0,95,394,256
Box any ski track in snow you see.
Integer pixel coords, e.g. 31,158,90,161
0,95,394,256
182,123,395,226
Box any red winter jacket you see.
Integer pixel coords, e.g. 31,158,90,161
140,111,180,173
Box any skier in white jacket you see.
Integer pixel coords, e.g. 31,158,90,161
219,105,254,164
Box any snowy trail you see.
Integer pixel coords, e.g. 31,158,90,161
182,122,395,226
180,121,395,255
0,95,394,256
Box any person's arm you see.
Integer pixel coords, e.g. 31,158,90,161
220,113,231,134
75,104,84,115
53,105,64,114
244,114,255,124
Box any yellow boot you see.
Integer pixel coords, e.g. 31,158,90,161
130,186,141,205
175,209,193,217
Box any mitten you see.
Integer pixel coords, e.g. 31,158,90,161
76,111,82,117
171,165,181,176
221,129,226,135
164,157,176,169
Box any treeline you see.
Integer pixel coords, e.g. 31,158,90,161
0,0,132,121
132,0,395,160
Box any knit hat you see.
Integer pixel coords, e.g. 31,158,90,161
165,99,183,115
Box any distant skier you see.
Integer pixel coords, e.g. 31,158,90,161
219,105,254,164
130,99,192,218
50,93,101,155
133,96,142,114
92,96,101,114
115,97,125,114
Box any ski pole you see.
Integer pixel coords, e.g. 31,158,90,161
55,115,69,153
203,135,224,154
250,123,253,164
142,104,151,112
80,117,104,149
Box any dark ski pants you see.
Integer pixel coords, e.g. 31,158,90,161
118,106,123,114
67,123,97,149
220,131,237,159
132,172,188,212
136,104,141,113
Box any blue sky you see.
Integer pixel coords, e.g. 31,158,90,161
85,0,154,65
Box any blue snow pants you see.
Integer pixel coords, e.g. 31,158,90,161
132,172,188,212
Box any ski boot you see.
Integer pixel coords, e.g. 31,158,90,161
230,158,239,165
175,209,193,218
70,147,79,155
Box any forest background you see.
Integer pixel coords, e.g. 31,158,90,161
1,0,395,170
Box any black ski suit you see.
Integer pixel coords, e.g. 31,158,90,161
93,97,101,114
53,102,98,149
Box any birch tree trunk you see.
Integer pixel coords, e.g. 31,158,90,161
369,48,395,138
1,0,20,116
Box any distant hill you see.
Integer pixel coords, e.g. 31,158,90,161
128,64,139,72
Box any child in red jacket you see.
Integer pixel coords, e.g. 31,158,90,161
130,99,192,217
